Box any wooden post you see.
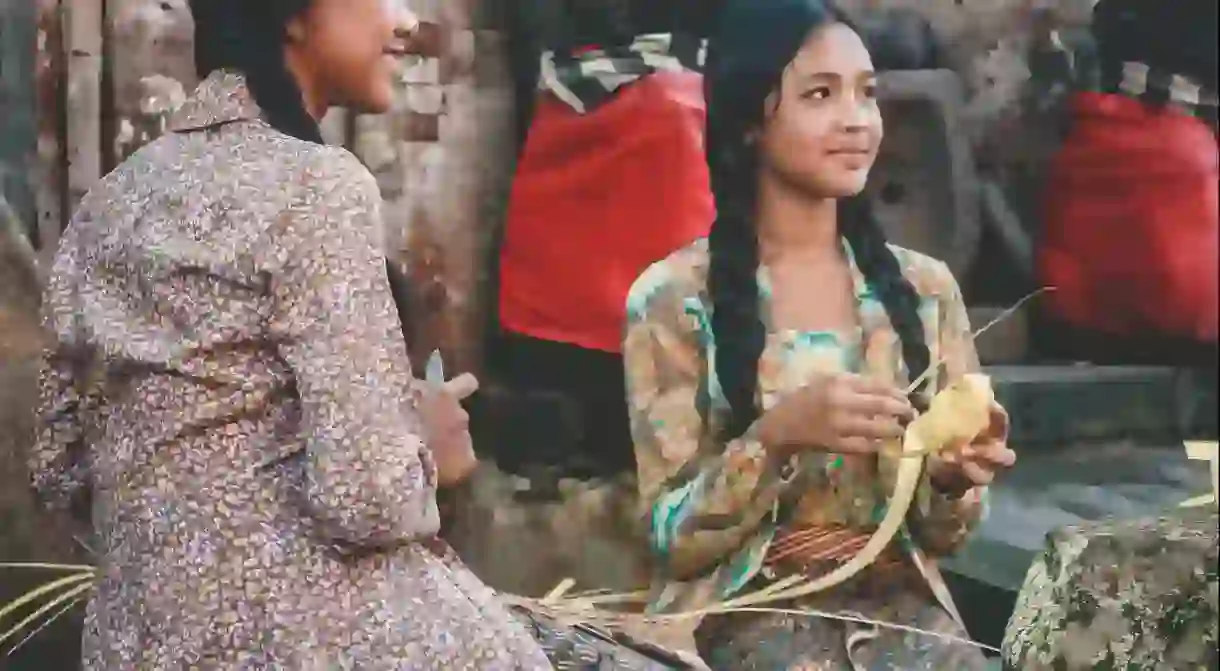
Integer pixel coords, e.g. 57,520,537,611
100,0,118,175
431,0,517,378
64,0,103,212
34,0,67,258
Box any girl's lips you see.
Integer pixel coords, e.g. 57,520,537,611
833,151,874,170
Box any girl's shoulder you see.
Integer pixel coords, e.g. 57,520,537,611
885,243,961,301
625,237,711,326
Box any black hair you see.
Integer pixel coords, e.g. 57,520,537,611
705,0,930,440
556,0,633,52
629,0,724,39
188,0,324,144
1092,0,1218,89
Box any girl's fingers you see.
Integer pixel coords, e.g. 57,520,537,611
443,373,479,400
841,391,914,421
833,436,877,454
842,375,914,406
837,414,906,441
984,401,1010,441
961,460,994,486
971,443,1016,468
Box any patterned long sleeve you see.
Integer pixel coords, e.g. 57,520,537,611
907,264,991,556
31,351,96,518
30,244,97,520
267,151,440,548
623,273,793,581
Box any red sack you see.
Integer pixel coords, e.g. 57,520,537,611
498,69,713,353
1038,92,1219,344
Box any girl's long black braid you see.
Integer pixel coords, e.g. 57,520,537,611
706,0,932,442
188,0,323,144
839,197,932,410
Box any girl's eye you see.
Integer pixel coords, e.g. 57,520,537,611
803,86,833,100
863,83,878,99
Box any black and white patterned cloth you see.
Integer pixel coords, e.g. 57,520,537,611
1106,60,1218,130
512,607,698,670
538,33,707,114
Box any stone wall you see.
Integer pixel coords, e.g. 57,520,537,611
1,0,1107,561
9,0,1104,366
2,0,1105,559
0,0,1109,662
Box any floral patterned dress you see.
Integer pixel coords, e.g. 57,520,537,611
623,238,998,670
30,71,551,670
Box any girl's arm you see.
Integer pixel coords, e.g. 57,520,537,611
30,242,96,521
906,264,993,556
624,270,797,579
266,150,440,548
31,350,97,520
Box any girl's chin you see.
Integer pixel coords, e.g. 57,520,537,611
347,83,395,117
820,172,872,199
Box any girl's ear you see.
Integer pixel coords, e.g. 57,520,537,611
284,14,307,43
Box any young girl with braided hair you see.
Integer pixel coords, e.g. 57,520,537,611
622,0,1015,667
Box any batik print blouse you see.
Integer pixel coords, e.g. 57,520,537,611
623,237,991,614
29,70,549,669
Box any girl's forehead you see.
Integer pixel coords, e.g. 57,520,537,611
788,22,875,75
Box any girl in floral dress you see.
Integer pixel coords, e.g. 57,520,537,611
622,1,1017,668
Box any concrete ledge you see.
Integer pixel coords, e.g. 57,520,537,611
945,441,1212,594
987,364,1217,448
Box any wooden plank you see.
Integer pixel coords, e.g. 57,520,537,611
33,0,67,258
64,0,103,211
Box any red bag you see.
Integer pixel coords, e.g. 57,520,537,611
498,69,714,353
1038,92,1219,343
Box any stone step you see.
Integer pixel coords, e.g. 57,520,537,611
969,306,1029,365
944,441,1211,595
943,365,1217,598
985,364,1217,449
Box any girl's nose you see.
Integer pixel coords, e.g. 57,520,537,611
382,0,419,37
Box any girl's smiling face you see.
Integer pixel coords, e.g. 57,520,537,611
757,22,884,199
284,0,416,115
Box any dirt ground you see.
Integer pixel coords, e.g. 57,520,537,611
0,221,75,564
0,221,91,668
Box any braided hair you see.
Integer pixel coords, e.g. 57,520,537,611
705,0,930,440
188,0,323,144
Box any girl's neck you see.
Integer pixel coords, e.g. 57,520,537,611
756,175,840,266
284,47,328,121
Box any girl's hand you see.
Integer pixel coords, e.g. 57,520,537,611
758,372,915,456
419,373,479,488
927,401,1015,496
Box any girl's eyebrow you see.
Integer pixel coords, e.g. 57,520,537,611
792,69,877,83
